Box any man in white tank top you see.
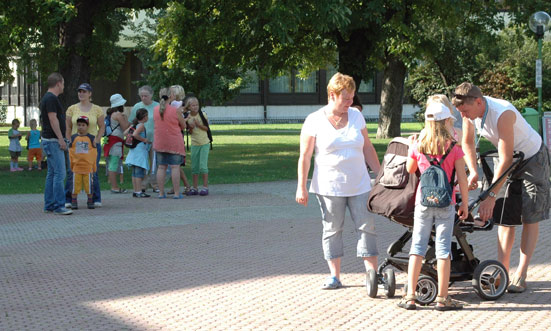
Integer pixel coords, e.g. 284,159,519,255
453,82,551,294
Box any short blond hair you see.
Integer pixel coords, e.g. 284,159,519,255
170,85,185,101
452,82,483,107
327,73,355,102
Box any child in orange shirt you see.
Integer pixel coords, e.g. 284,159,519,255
69,116,98,209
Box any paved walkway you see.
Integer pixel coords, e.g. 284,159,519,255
1,181,550,330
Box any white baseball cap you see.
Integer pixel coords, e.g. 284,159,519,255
425,102,456,121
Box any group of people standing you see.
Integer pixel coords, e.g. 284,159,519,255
39,72,211,215
296,73,550,311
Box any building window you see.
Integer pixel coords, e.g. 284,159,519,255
294,71,317,93
269,70,318,93
269,74,292,93
240,71,260,94
326,67,375,93
1,83,7,101
358,77,375,93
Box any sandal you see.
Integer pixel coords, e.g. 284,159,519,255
397,294,417,310
507,275,527,293
434,296,464,311
321,276,342,290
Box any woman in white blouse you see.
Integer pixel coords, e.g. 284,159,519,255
296,72,380,290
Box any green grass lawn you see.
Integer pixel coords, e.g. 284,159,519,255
1,121,497,195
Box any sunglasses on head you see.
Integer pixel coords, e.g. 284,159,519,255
453,94,476,100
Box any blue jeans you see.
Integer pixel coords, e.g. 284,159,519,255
409,204,454,259
42,140,67,211
65,144,102,203
316,191,378,260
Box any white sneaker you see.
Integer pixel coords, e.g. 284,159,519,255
94,202,102,208
65,202,72,209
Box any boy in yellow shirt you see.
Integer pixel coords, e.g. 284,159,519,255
69,116,98,209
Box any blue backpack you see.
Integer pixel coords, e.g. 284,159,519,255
419,142,456,208
103,114,119,137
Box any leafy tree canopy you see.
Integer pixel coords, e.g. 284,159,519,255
0,0,168,106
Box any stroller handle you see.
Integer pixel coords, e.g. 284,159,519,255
467,150,525,212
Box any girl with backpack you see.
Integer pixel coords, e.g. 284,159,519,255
124,108,151,198
185,96,211,196
398,100,469,311
104,94,130,194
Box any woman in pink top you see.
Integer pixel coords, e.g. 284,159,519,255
153,86,187,199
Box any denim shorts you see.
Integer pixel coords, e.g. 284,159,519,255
132,165,146,179
157,152,183,166
409,204,454,259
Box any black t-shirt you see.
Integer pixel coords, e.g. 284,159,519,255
40,92,66,139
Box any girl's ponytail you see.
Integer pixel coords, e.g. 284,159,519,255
158,87,169,120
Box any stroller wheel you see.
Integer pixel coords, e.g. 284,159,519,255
383,268,396,298
406,275,437,305
366,269,378,298
472,260,509,300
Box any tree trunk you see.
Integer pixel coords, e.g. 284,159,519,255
57,1,98,108
335,29,372,92
377,55,407,139
55,0,159,108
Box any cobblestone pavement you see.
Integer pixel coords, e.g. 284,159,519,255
1,181,550,330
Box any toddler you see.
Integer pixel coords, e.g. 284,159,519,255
26,119,43,170
8,119,23,172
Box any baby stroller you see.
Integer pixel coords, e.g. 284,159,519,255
366,137,524,304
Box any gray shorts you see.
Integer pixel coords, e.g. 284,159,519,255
492,143,551,225
316,191,378,260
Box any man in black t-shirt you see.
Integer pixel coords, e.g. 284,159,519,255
40,73,72,215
